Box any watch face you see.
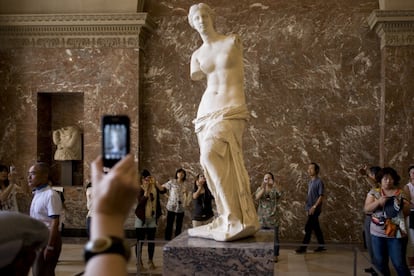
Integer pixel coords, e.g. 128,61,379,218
84,236,131,263
86,237,112,253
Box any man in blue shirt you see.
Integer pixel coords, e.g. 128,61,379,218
296,162,326,253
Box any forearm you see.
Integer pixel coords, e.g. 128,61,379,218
85,255,127,276
192,187,203,199
403,187,413,208
403,199,410,217
364,199,381,213
137,188,148,203
85,154,137,276
85,214,127,276
255,187,265,200
0,184,14,201
48,218,60,248
313,196,323,208
91,213,125,239
156,181,165,192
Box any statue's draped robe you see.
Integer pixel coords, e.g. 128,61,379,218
190,105,259,241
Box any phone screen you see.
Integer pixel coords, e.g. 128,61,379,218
102,115,130,168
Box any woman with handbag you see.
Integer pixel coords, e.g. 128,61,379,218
134,169,165,271
360,165,381,274
364,167,411,276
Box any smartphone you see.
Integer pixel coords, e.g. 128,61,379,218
102,115,130,168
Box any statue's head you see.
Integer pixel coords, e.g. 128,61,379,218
188,3,215,29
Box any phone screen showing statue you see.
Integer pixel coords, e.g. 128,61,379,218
102,116,130,168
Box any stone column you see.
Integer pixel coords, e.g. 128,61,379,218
368,9,414,169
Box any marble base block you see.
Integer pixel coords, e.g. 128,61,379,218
163,230,274,275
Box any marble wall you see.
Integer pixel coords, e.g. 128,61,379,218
0,0,413,243
0,21,144,228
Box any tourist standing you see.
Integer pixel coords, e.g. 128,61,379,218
255,172,282,262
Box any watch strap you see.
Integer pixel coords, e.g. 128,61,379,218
84,236,130,262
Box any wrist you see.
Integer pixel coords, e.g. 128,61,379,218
91,214,125,239
84,236,130,263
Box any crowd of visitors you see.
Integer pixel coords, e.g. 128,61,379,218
2,154,414,276
2,156,414,276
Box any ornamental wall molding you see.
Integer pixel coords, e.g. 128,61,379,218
0,13,155,49
368,10,414,48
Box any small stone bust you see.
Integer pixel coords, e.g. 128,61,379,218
53,126,82,160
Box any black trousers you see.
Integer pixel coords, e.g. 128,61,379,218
135,227,157,261
165,211,184,240
302,214,325,247
32,233,62,276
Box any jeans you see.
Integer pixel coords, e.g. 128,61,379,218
371,235,411,276
364,215,374,263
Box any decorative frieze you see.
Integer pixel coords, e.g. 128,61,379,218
368,10,414,48
0,13,155,49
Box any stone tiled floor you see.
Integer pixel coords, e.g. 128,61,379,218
54,238,398,276
55,238,164,276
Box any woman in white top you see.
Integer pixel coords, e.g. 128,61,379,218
159,168,191,240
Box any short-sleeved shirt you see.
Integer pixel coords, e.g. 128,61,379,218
30,185,63,230
255,187,282,228
163,179,189,213
305,177,324,215
369,187,407,238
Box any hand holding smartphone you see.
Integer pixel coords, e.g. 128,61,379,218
102,115,130,168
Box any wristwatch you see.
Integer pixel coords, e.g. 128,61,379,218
84,236,130,262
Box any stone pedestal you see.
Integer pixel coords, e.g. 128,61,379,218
163,230,274,275
60,161,73,186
